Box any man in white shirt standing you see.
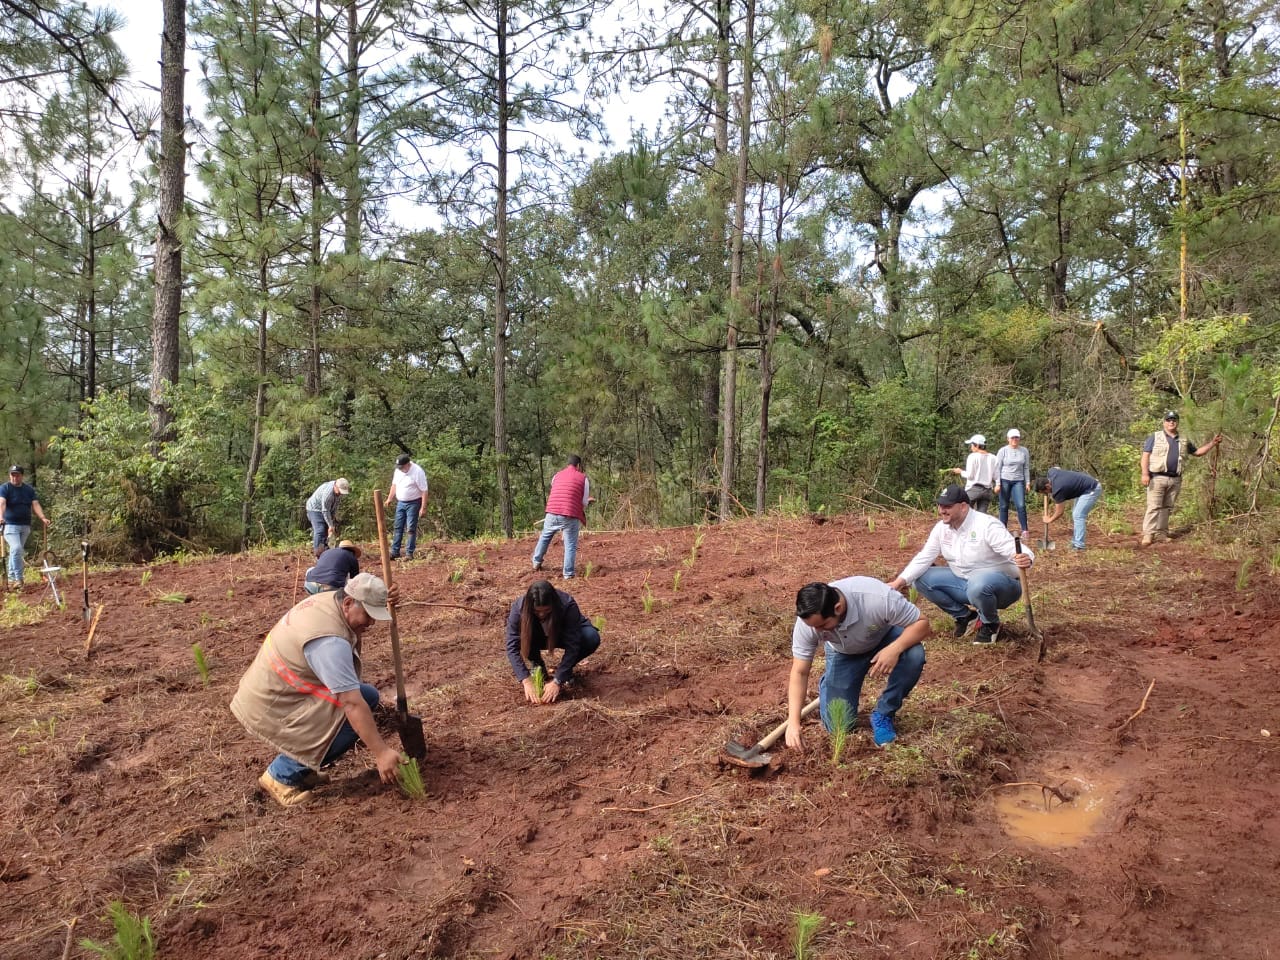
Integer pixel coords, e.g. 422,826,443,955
384,453,429,560
888,484,1033,645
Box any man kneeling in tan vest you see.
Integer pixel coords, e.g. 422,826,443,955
232,573,403,807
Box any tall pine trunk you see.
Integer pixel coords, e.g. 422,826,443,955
150,0,185,449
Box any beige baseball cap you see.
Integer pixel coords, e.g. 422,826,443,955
344,573,391,620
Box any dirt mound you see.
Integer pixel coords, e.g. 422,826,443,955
1,515,1277,959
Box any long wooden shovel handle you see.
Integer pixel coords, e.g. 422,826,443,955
1042,494,1052,524
756,697,820,752
372,491,410,711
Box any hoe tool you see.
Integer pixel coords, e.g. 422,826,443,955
81,541,91,623
373,491,427,761
1015,536,1046,661
1,525,8,593
721,698,820,769
1037,495,1056,551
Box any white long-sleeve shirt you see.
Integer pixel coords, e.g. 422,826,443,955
959,451,997,489
896,508,1033,584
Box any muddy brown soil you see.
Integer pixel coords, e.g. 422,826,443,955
1,513,1277,959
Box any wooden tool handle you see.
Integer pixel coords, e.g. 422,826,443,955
757,698,820,751
373,491,410,710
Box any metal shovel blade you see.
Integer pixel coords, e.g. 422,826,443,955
720,740,772,769
719,698,820,770
397,702,427,761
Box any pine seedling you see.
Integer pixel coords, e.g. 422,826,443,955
397,756,426,799
867,516,876,533
583,561,594,580
191,644,210,686
827,698,852,766
530,665,546,699
80,900,156,960
641,583,655,614
898,529,909,549
792,910,824,960
155,592,186,603
592,615,606,633
139,569,152,587
672,570,682,592
1235,556,1254,592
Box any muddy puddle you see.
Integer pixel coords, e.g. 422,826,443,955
994,774,1115,847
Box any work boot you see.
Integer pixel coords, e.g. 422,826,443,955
953,609,979,638
258,770,314,808
869,712,897,747
297,769,332,789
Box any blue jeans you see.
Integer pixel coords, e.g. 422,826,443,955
818,627,926,730
997,482,1028,533
391,499,422,557
1070,484,1103,550
915,566,1022,627
3,524,31,584
306,510,329,555
267,682,379,785
532,623,602,681
532,514,581,578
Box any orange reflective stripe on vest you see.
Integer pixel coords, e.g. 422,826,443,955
265,637,340,706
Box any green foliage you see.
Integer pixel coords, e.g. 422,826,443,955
826,698,853,766
671,570,682,592
530,665,545,700
641,583,655,615
792,910,824,960
591,615,606,633
79,900,156,960
191,644,210,686
50,389,242,560
397,756,426,800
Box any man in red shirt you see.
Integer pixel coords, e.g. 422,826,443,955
532,455,594,579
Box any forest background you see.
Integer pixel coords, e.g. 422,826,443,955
1,0,1278,559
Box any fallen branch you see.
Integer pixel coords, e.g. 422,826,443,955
60,918,77,960
1116,679,1156,733
83,604,105,658
399,600,487,615
976,780,1075,807
601,793,703,814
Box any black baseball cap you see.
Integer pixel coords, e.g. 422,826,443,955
8,465,23,474
395,453,411,466
1163,411,1179,421
936,483,970,507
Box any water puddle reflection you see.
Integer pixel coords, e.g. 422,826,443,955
993,775,1112,847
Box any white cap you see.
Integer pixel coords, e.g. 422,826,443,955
335,477,351,494
965,434,986,446
1007,428,1021,439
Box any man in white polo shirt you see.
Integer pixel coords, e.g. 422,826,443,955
888,484,1033,645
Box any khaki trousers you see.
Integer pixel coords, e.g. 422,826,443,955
1143,474,1181,539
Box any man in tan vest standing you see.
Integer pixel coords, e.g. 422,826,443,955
1139,411,1221,546
232,572,403,807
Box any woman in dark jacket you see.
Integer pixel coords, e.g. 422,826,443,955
505,580,601,704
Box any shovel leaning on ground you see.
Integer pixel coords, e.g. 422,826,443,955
721,698,820,769
1037,495,1055,551
1014,536,1046,661
373,490,428,761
